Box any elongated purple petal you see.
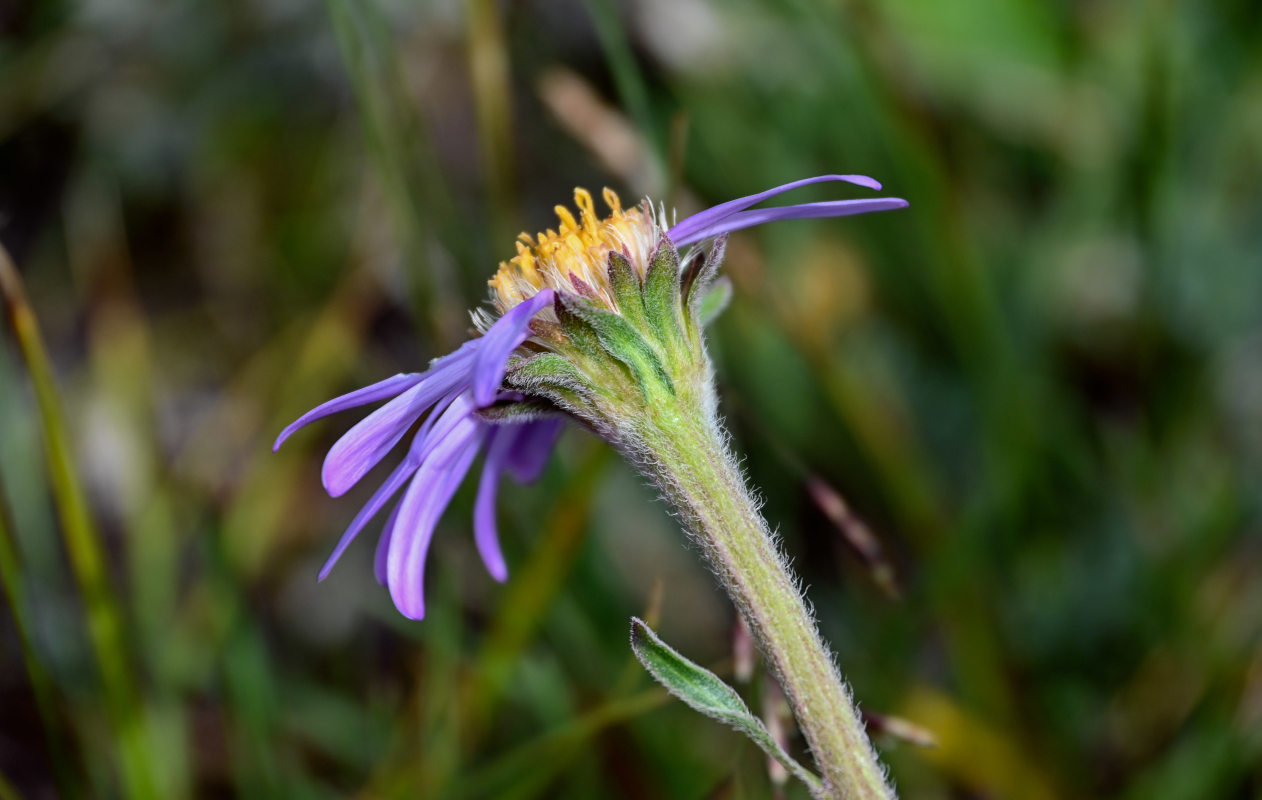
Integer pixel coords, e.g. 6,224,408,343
385,412,486,619
406,389,473,462
321,394,480,578
318,456,419,581
274,373,423,452
473,426,515,582
375,501,402,585
505,419,564,483
321,363,471,497
668,175,884,246
673,197,909,245
472,289,556,407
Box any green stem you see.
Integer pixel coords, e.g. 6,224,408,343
638,398,893,799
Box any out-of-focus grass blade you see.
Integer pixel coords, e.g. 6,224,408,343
899,686,1060,800
862,709,937,749
0,769,25,800
536,67,665,199
464,0,518,243
461,442,612,739
216,269,379,578
453,688,669,800
578,0,665,175
0,243,157,799
0,478,81,797
63,175,192,796
203,537,290,796
325,0,464,332
805,476,901,599
366,441,609,796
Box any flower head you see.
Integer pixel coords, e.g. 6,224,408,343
276,174,905,619
488,175,905,316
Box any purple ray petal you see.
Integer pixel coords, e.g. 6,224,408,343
473,426,516,582
409,389,473,460
317,424,437,581
274,373,423,452
673,197,909,245
321,363,471,497
472,289,556,407
375,501,402,585
386,416,485,619
667,175,884,246
505,419,564,483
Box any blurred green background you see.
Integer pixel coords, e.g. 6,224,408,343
2,0,1261,797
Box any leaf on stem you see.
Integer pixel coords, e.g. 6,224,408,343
629,617,824,796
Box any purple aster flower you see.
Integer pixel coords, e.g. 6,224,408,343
276,174,905,619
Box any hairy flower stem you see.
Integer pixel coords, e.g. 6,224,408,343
503,233,899,796
636,395,893,800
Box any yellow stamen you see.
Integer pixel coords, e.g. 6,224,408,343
489,187,659,313
554,205,578,233
602,187,622,216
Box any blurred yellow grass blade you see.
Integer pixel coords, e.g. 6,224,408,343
0,769,25,800
365,442,611,798
537,66,665,200
0,243,157,799
461,441,613,739
63,175,192,796
452,687,669,800
325,0,465,336
899,686,1061,800
736,250,1022,722
464,0,518,243
578,0,664,173
215,269,381,577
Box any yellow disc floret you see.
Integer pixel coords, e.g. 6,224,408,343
489,188,660,313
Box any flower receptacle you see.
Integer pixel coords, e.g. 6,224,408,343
504,235,724,454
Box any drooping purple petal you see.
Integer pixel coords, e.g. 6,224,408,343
472,289,556,406
321,363,471,497
375,501,401,585
386,417,485,619
672,197,909,245
274,373,423,452
473,426,515,582
321,391,493,579
404,387,463,460
317,454,420,581
504,419,564,483
667,175,885,246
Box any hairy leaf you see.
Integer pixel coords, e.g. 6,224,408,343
630,618,824,796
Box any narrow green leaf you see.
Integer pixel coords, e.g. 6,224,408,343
605,251,649,330
643,239,684,345
553,297,612,364
558,294,674,397
629,618,824,796
683,234,727,315
697,276,733,327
